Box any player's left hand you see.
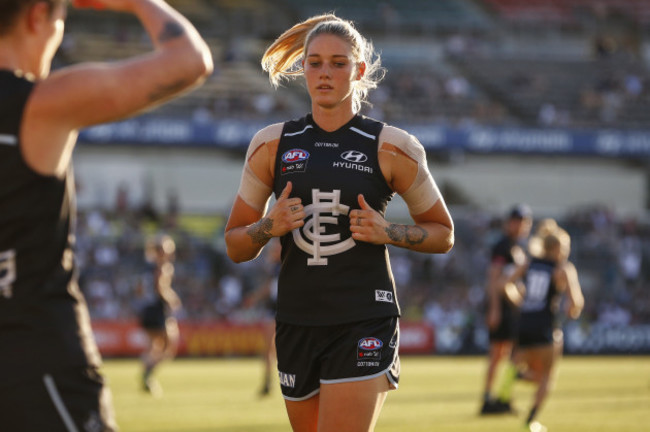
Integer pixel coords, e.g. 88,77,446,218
349,194,389,244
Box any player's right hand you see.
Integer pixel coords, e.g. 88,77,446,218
266,182,304,237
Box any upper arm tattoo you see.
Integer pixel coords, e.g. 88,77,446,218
158,22,185,43
385,224,428,246
246,217,273,245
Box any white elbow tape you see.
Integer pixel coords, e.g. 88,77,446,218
237,163,272,213
401,165,441,215
381,126,441,215
236,123,283,212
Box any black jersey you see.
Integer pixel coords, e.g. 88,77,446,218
487,235,522,341
519,257,560,337
0,70,101,388
491,236,516,266
272,114,399,325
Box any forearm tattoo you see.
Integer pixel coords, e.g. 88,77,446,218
385,224,428,246
246,217,273,245
158,22,185,43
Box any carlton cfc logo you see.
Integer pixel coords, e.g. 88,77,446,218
292,188,355,266
282,149,310,163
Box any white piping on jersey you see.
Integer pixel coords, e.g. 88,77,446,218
349,127,375,140
0,134,17,146
284,125,313,137
43,374,80,432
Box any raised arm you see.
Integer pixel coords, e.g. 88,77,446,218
349,126,454,254
22,0,213,176
155,262,181,311
502,262,528,307
558,261,584,319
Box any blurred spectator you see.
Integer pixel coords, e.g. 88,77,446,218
74,203,649,358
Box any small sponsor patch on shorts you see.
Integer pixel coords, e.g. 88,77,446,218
357,337,382,364
375,290,394,303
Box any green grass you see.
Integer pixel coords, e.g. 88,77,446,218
103,356,650,432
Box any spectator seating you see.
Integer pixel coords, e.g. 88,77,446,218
453,56,650,128
481,0,650,25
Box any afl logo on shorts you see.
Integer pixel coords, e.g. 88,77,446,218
358,337,383,350
358,337,383,361
281,149,310,175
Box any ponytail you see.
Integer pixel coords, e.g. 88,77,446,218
261,13,385,113
262,14,338,88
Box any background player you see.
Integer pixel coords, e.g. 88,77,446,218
224,13,454,432
138,234,182,396
242,238,281,397
481,204,533,414
0,0,212,430
496,222,584,432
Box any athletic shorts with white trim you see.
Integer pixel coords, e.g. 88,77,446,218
275,317,400,401
0,366,117,432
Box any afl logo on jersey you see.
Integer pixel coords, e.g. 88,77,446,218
282,149,310,163
281,149,310,175
340,150,367,163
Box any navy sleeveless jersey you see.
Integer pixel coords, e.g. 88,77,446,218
491,235,519,326
273,114,399,325
519,257,560,335
0,70,101,387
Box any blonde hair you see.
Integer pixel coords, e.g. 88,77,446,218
529,219,571,261
544,227,571,260
261,13,385,113
529,218,558,258
145,233,176,262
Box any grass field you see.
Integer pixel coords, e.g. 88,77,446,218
103,355,650,432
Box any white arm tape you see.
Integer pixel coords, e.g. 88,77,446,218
380,126,441,215
236,123,282,213
237,163,272,213
401,164,441,215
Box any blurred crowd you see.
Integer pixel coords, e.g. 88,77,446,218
62,1,650,354
57,1,650,130
76,203,650,345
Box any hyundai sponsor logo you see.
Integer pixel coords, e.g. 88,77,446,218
340,150,368,163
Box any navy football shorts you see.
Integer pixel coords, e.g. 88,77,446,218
275,316,400,401
489,305,518,343
0,366,117,432
517,327,556,348
139,301,167,330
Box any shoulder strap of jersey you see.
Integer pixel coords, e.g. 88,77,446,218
0,71,35,138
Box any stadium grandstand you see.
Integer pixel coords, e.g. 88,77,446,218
61,1,650,356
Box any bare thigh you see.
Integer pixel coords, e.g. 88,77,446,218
318,374,390,432
284,374,390,432
516,344,555,381
490,340,513,362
